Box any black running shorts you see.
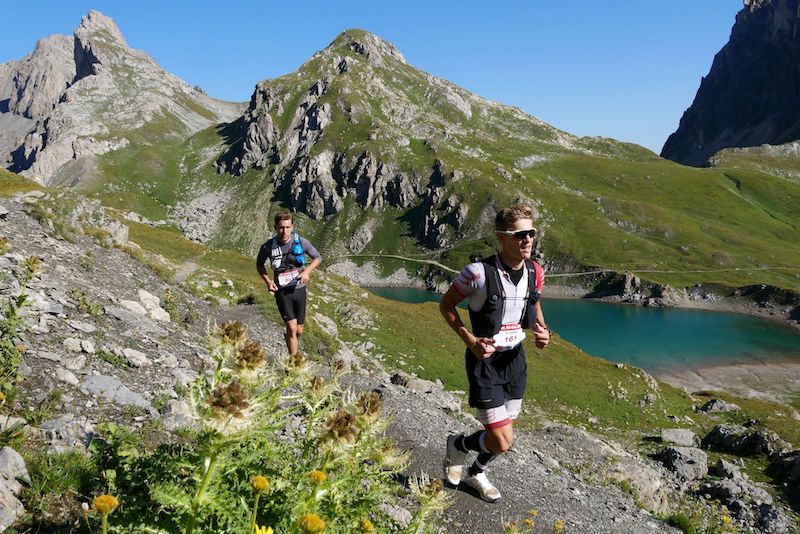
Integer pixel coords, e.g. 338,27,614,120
465,343,527,409
274,285,307,324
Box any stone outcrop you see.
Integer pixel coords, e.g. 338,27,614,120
662,0,800,166
0,11,242,183
702,424,792,457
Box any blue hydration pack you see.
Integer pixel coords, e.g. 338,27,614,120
291,231,306,266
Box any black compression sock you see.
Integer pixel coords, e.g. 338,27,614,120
458,430,485,453
468,452,498,476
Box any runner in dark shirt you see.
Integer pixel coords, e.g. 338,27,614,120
256,211,321,356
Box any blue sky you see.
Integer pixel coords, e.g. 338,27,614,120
1,1,742,153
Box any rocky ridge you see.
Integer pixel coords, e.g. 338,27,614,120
662,0,800,166
212,29,600,249
0,11,242,183
1,190,797,532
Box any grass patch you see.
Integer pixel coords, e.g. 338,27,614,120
0,169,42,197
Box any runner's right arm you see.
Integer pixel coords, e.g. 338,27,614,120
256,244,279,293
439,263,496,359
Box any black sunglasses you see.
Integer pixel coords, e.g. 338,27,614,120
497,229,537,240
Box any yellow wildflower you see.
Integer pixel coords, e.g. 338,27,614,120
92,494,119,514
299,513,326,533
553,519,565,533
528,510,538,518
0,392,5,402
251,475,269,492
359,517,374,533
254,526,274,534
524,518,534,527
722,513,732,526
308,470,327,484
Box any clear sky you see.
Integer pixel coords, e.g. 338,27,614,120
1,1,742,154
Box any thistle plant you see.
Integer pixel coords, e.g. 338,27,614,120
92,494,119,534
87,317,443,533
1,255,38,398
405,473,451,534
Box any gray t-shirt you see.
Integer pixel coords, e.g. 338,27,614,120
256,235,321,289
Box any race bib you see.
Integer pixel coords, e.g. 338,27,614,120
492,323,525,351
278,268,301,287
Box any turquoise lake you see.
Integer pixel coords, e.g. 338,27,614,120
365,287,800,374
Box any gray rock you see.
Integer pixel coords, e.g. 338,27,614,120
105,306,166,335
102,220,128,246
121,347,152,367
68,320,96,333
698,399,740,413
80,375,152,411
81,339,95,354
379,502,412,529
38,415,94,449
313,313,338,338
120,299,148,316
0,447,29,494
0,447,28,532
63,337,83,353
659,446,708,480
172,368,198,388
161,400,194,431
55,367,79,386
61,352,86,371
759,503,791,534
660,428,699,447
0,205,8,220
714,458,743,479
703,424,791,456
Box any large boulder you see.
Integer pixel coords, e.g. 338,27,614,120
659,446,708,481
703,424,791,456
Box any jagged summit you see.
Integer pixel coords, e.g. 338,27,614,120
0,10,242,183
315,29,408,66
215,27,589,237
77,10,128,49
661,0,800,166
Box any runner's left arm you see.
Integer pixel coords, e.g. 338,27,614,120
298,238,322,284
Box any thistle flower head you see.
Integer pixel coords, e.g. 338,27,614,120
92,494,119,514
288,352,308,370
308,470,327,485
299,512,326,533
374,443,409,470
334,358,346,374
237,340,266,370
208,380,250,418
310,376,325,391
359,517,374,533
423,478,443,497
356,391,382,417
251,475,269,493
219,320,247,345
325,409,357,442
24,255,41,276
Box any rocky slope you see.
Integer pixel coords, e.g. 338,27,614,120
0,11,242,183
662,0,800,166
1,188,798,533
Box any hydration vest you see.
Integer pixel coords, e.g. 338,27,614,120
270,232,305,270
467,254,542,339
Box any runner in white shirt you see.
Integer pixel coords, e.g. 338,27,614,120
439,205,550,502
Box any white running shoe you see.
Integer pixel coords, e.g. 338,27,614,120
464,472,501,502
443,434,467,485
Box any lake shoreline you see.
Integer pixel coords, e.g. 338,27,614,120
543,284,800,332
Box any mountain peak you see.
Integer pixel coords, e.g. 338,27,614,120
322,29,407,66
76,10,128,49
